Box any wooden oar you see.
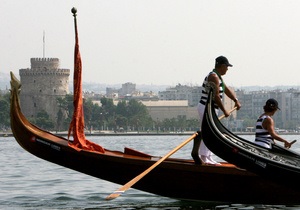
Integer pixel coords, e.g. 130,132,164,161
288,140,297,148
290,140,297,145
105,132,197,200
105,106,238,200
219,107,237,120
282,140,297,149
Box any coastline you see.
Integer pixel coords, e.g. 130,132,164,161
1,131,299,137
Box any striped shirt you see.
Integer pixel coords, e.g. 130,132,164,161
199,71,224,109
255,115,274,148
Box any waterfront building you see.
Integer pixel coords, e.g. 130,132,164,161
105,82,159,101
140,100,197,121
158,84,202,106
19,58,70,122
235,89,300,130
120,82,136,96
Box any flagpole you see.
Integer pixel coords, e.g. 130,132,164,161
69,6,82,140
71,7,78,36
68,7,105,153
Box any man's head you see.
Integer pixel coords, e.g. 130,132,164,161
215,56,233,67
215,56,232,75
264,98,280,112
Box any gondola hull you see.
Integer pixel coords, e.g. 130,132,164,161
202,87,300,191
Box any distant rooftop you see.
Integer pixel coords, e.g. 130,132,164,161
140,100,188,107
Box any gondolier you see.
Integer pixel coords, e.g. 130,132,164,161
191,56,241,164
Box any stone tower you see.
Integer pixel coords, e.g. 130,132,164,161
19,58,70,122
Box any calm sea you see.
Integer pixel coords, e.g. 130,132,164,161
1,134,300,210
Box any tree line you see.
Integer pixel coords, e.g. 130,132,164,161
4,92,299,132
0,93,200,133
3,91,299,133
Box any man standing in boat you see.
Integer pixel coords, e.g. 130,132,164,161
255,98,293,149
192,56,241,164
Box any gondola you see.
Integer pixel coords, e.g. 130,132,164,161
201,84,300,190
8,8,300,205
9,72,300,204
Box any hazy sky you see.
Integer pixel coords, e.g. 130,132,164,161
2,0,300,87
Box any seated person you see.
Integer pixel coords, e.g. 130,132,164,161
255,98,292,149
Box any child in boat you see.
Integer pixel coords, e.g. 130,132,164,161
255,98,293,149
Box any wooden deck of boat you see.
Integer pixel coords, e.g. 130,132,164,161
24,121,237,169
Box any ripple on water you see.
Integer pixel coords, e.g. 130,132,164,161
2,136,300,209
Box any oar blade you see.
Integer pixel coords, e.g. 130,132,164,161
105,190,124,200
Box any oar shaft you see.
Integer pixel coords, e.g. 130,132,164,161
106,106,238,200
219,107,237,120
290,140,297,146
106,133,198,200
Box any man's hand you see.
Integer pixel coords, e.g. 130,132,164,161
224,110,230,117
234,99,241,110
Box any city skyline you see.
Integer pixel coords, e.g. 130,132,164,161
2,1,300,87
3,70,300,94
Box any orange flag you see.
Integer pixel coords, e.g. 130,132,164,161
68,8,105,153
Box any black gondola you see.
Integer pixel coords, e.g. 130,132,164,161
201,83,300,190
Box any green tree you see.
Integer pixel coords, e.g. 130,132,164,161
90,102,103,130
35,110,54,130
100,97,116,116
162,118,176,132
56,109,64,132
186,118,199,131
62,94,74,122
116,100,128,117
100,97,116,130
127,99,152,128
115,115,128,130
83,98,94,130
56,94,74,130
0,94,10,128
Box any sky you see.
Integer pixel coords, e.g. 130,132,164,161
1,0,300,88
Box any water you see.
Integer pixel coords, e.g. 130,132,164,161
1,134,300,210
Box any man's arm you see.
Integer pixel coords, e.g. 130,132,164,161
224,84,241,110
208,74,229,117
264,117,292,148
